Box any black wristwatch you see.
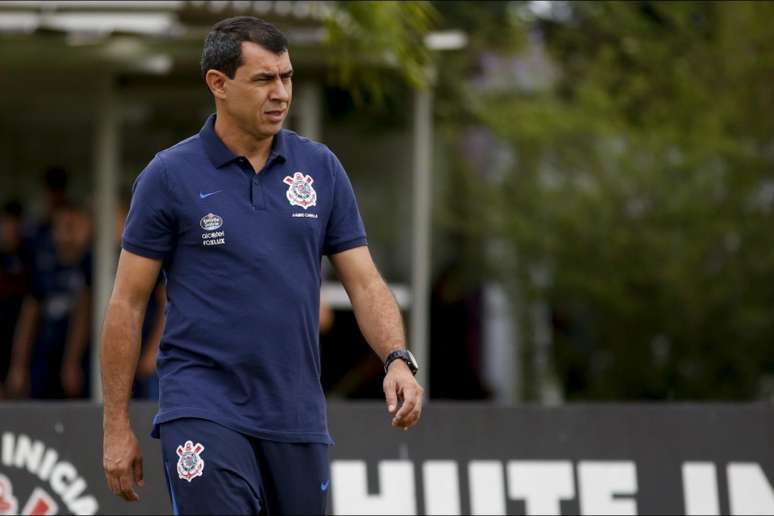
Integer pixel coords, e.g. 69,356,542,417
384,349,419,376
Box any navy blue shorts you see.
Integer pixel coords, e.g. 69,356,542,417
159,418,330,515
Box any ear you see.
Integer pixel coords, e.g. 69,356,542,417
205,69,229,100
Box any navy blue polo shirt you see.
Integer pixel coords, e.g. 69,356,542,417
123,114,367,444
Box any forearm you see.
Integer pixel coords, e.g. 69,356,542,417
101,298,146,429
350,277,422,429
331,248,423,428
349,277,406,361
143,288,165,360
63,290,92,364
9,297,39,370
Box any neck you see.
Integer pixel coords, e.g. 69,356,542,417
214,111,274,163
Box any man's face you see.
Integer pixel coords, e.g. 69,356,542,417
221,42,293,140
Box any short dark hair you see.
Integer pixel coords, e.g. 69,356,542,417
201,16,288,79
44,166,68,190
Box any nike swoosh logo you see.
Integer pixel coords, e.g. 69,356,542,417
321,480,330,491
199,190,223,199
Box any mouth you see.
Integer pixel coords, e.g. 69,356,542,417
265,109,286,122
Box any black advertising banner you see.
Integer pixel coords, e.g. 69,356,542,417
327,403,774,516
1,402,773,515
0,403,165,515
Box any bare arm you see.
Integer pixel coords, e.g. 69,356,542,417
6,295,40,398
61,288,92,398
137,284,166,379
319,292,334,334
101,249,162,502
330,247,406,360
330,246,424,430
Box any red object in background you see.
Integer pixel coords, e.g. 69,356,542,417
26,497,52,516
0,475,18,514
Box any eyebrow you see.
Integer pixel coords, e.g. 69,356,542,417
250,69,294,81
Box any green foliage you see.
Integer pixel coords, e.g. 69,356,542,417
323,1,438,107
460,1,774,399
431,0,525,54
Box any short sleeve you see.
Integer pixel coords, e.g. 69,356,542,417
323,151,368,256
122,154,177,259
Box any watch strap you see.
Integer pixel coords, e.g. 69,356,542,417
384,349,418,376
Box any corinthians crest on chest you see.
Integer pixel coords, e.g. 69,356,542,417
283,172,317,209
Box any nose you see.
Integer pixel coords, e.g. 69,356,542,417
269,77,290,103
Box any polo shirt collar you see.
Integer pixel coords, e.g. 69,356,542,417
199,113,288,169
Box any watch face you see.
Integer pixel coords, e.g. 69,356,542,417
402,350,418,373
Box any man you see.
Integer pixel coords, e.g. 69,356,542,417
101,16,424,515
0,201,28,398
6,203,92,399
23,167,70,279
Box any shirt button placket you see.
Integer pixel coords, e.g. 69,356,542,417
237,158,263,211
252,176,266,210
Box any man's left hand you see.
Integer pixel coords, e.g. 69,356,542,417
383,361,424,430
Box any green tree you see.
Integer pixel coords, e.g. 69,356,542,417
324,1,438,106
454,1,774,400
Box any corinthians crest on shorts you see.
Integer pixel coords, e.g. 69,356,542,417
283,172,317,209
176,441,205,482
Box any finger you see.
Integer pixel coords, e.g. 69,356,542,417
405,403,423,429
392,394,417,426
121,486,139,501
109,473,129,500
121,489,138,502
118,473,139,501
134,455,145,487
104,462,121,494
395,384,424,427
402,398,423,429
383,379,398,414
412,391,423,418
106,473,120,496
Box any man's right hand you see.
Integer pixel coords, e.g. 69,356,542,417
103,424,144,502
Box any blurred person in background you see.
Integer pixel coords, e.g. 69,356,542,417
5,202,93,399
0,201,29,399
429,259,490,399
23,166,70,275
